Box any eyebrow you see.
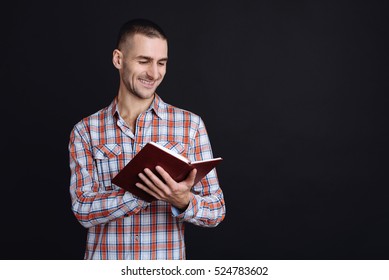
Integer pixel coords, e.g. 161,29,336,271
136,55,168,62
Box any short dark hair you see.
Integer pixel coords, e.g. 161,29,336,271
116,18,167,49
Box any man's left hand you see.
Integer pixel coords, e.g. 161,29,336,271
136,166,197,210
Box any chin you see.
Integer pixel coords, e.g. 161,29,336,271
136,91,155,100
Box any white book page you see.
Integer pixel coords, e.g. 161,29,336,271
149,141,190,163
191,157,223,164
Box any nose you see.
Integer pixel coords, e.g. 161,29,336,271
146,63,159,80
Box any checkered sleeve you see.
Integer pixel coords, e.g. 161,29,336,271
173,117,226,227
69,123,148,228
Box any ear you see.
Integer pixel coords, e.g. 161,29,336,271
112,49,123,69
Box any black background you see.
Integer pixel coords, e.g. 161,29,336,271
2,0,388,260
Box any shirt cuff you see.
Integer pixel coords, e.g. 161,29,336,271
171,194,199,220
123,191,151,212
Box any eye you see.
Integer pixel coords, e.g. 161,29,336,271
139,61,148,64
158,61,167,66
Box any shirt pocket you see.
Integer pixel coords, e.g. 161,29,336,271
92,144,122,191
154,141,188,158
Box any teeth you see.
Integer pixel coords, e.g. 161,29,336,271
139,79,154,85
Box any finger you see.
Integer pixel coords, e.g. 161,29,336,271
135,182,161,200
138,172,164,198
155,166,175,186
184,168,197,186
138,172,154,188
143,168,170,192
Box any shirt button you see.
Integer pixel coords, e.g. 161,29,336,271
135,235,139,242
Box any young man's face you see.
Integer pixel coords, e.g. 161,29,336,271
119,33,168,100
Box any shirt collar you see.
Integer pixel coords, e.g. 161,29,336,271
150,93,167,119
109,93,167,120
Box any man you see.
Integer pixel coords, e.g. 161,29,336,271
69,19,225,260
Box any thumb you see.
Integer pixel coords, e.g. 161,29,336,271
185,168,197,186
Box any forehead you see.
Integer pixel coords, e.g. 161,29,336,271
125,33,168,59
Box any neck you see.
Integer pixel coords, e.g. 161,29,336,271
117,89,155,130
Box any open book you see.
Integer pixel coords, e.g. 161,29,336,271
111,141,223,202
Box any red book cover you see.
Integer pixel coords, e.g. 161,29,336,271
111,142,223,202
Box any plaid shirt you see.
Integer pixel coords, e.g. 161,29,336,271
69,94,225,259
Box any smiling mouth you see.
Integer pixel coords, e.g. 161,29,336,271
139,78,155,88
